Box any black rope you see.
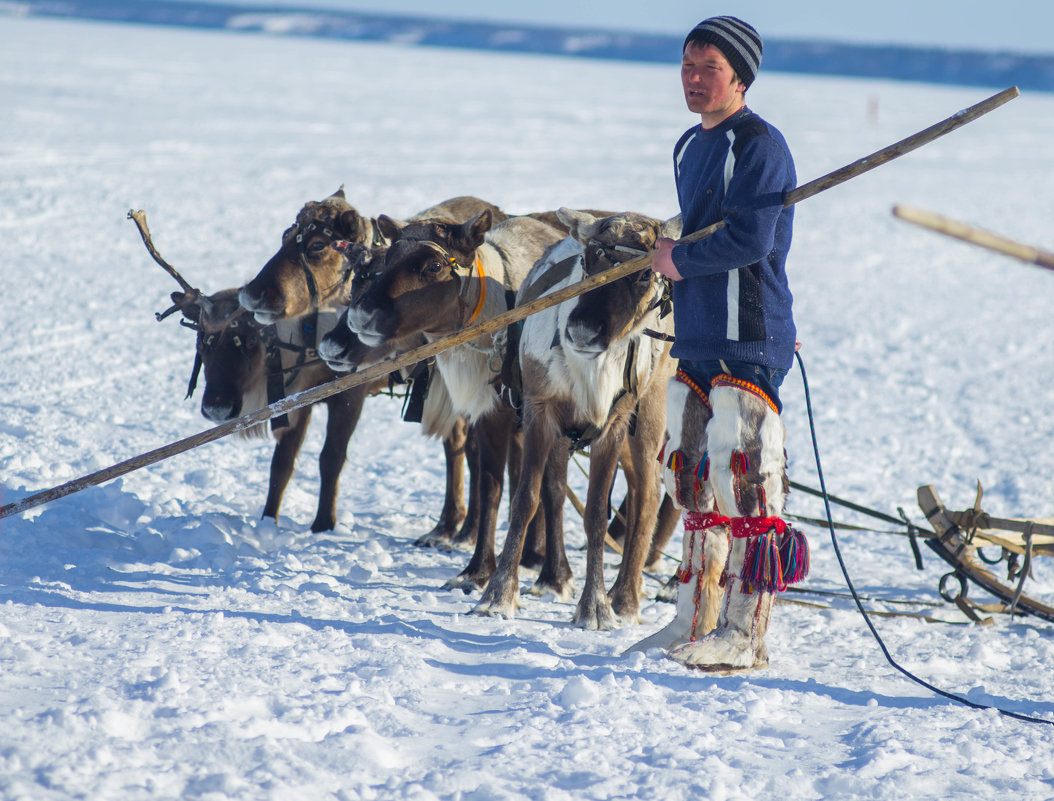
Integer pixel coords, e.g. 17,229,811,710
795,350,1054,727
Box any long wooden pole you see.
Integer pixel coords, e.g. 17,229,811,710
893,204,1054,272
0,86,1020,522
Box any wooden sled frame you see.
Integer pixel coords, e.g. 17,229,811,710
918,484,1054,623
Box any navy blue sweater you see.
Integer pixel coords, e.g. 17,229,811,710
669,106,796,371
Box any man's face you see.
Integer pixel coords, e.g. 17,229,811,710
681,42,746,123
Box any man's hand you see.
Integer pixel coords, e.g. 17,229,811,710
651,237,683,281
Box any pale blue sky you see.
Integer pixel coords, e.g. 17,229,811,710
222,1,1052,55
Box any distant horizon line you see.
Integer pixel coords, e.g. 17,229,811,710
10,0,1054,92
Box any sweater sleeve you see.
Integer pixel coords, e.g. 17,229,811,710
671,132,791,279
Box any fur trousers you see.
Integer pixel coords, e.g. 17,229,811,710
630,376,796,668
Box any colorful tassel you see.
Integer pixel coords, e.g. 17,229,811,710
741,530,786,593
735,518,809,593
730,450,750,476
779,527,810,586
696,452,710,481
666,449,685,473
693,452,710,497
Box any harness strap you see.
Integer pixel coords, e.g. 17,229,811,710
266,344,290,431
464,254,487,327
643,328,676,342
517,254,580,307
401,360,433,424
500,289,524,419
185,352,203,400
295,224,327,308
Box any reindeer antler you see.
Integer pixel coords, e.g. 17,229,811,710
127,209,208,321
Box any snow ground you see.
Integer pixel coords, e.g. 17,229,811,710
1,14,1054,801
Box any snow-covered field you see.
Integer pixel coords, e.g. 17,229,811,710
2,14,1054,800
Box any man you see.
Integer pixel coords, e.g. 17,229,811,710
644,16,807,670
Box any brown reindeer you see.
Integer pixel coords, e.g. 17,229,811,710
345,209,565,589
317,255,482,551
172,290,369,532
129,209,370,532
238,188,508,324
472,209,681,629
240,189,507,544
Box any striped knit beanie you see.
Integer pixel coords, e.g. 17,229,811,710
683,16,763,88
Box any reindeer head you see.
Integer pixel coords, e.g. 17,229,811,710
129,209,273,423
345,209,494,346
238,186,377,325
172,289,270,421
560,209,678,353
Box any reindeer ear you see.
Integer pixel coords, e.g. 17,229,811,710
454,209,492,251
661,213,683,240
376,214,404,243
558,207,600,244
338,209,362,239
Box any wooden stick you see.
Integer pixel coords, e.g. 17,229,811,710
788,86,1019,207
893,204,1054,272
0,86,1020,522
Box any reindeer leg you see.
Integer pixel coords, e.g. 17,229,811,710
311,385,366,532
573,429,625,630
449,423,481,548
507,427,547,569
529,443,573,601
444,411,512,591
608,438,661,622
473,417,555,617
262,409,310,526
608,387,668,621
415,418,469,546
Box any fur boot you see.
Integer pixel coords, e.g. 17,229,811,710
625,511,729,653
667,530,774,670
667,381,790,671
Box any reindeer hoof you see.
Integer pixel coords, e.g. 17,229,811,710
529,577,575,603
442,569,491,593
415,531,451,548
441,574,473,593
471,594,519,618
572,595,620,631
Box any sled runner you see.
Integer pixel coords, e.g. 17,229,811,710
917,484,1054,623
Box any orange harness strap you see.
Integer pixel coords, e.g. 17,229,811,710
464,255,486,327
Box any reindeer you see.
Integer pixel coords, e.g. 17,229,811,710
472,209,681,629
240,189,506,544
345,209,565,589
129,210,369,532
238,188,507,325
317,248,481,550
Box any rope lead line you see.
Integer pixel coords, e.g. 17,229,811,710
794,350,1053,727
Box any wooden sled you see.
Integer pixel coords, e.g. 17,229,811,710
918,483,1054,623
